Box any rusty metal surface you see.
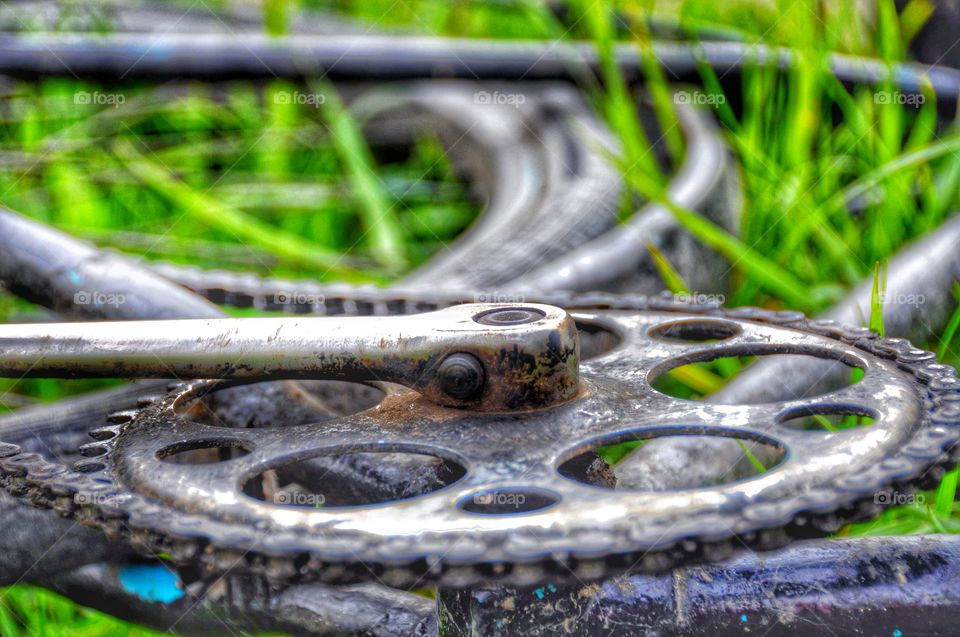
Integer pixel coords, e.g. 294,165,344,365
437,535,960,636
1,205,959,634
3,296,957,588
0,304,579,411
40,533,960,636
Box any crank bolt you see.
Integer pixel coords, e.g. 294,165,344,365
474,307,546,326
437,353,485,401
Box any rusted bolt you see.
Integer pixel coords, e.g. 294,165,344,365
437,353,485,401
474,307,545,326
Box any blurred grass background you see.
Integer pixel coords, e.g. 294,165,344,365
2,0,960,634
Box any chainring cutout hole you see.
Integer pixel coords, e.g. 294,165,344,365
648,319,741,343
575,319,622,360
778,406,877,432
178,380,385,428
457,487,560,515
651,353,864,404
158,439,252,464
559,431,785,492
242,450,466,508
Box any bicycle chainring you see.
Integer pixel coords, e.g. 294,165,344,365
2,293,959,587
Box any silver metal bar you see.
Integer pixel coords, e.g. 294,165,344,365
0,304,579,411
0,33,955,100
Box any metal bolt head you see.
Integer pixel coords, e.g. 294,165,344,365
437,353,485,401
474,307,546,326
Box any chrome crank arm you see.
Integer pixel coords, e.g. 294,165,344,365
0,303,578,411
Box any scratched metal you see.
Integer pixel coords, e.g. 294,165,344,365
3,299,957,587
0,304,579,412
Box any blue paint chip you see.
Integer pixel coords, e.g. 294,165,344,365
740,613,748,623
534,587,545,600
118,564,184,604
547,583,557,593
893,630,903,637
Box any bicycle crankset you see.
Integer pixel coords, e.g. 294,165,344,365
1,296,959,587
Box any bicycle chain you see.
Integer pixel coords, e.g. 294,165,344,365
2,268,959,587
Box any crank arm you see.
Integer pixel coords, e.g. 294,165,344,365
0,303,579,411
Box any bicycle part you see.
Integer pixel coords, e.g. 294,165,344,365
2,294,957,587
437,535,960,636
617,211,960,491
0,33,955,102
0,304,579,411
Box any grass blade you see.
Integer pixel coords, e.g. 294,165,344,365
937,284,960,360
315,81,408,271
646,242,689,294
625,170,816,310
114,139,378,281
736,440,767,474
869,260,887,336
936,468,959,518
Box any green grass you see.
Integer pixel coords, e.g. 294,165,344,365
0,586,164,637
3,0,960,633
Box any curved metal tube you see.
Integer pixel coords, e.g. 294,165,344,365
386,83,624,288
513,95,737,293
0,208,222,321
0,33,955,102
49,567,437,637
42,534,960,635
146,84,735,294
357,82,557,263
